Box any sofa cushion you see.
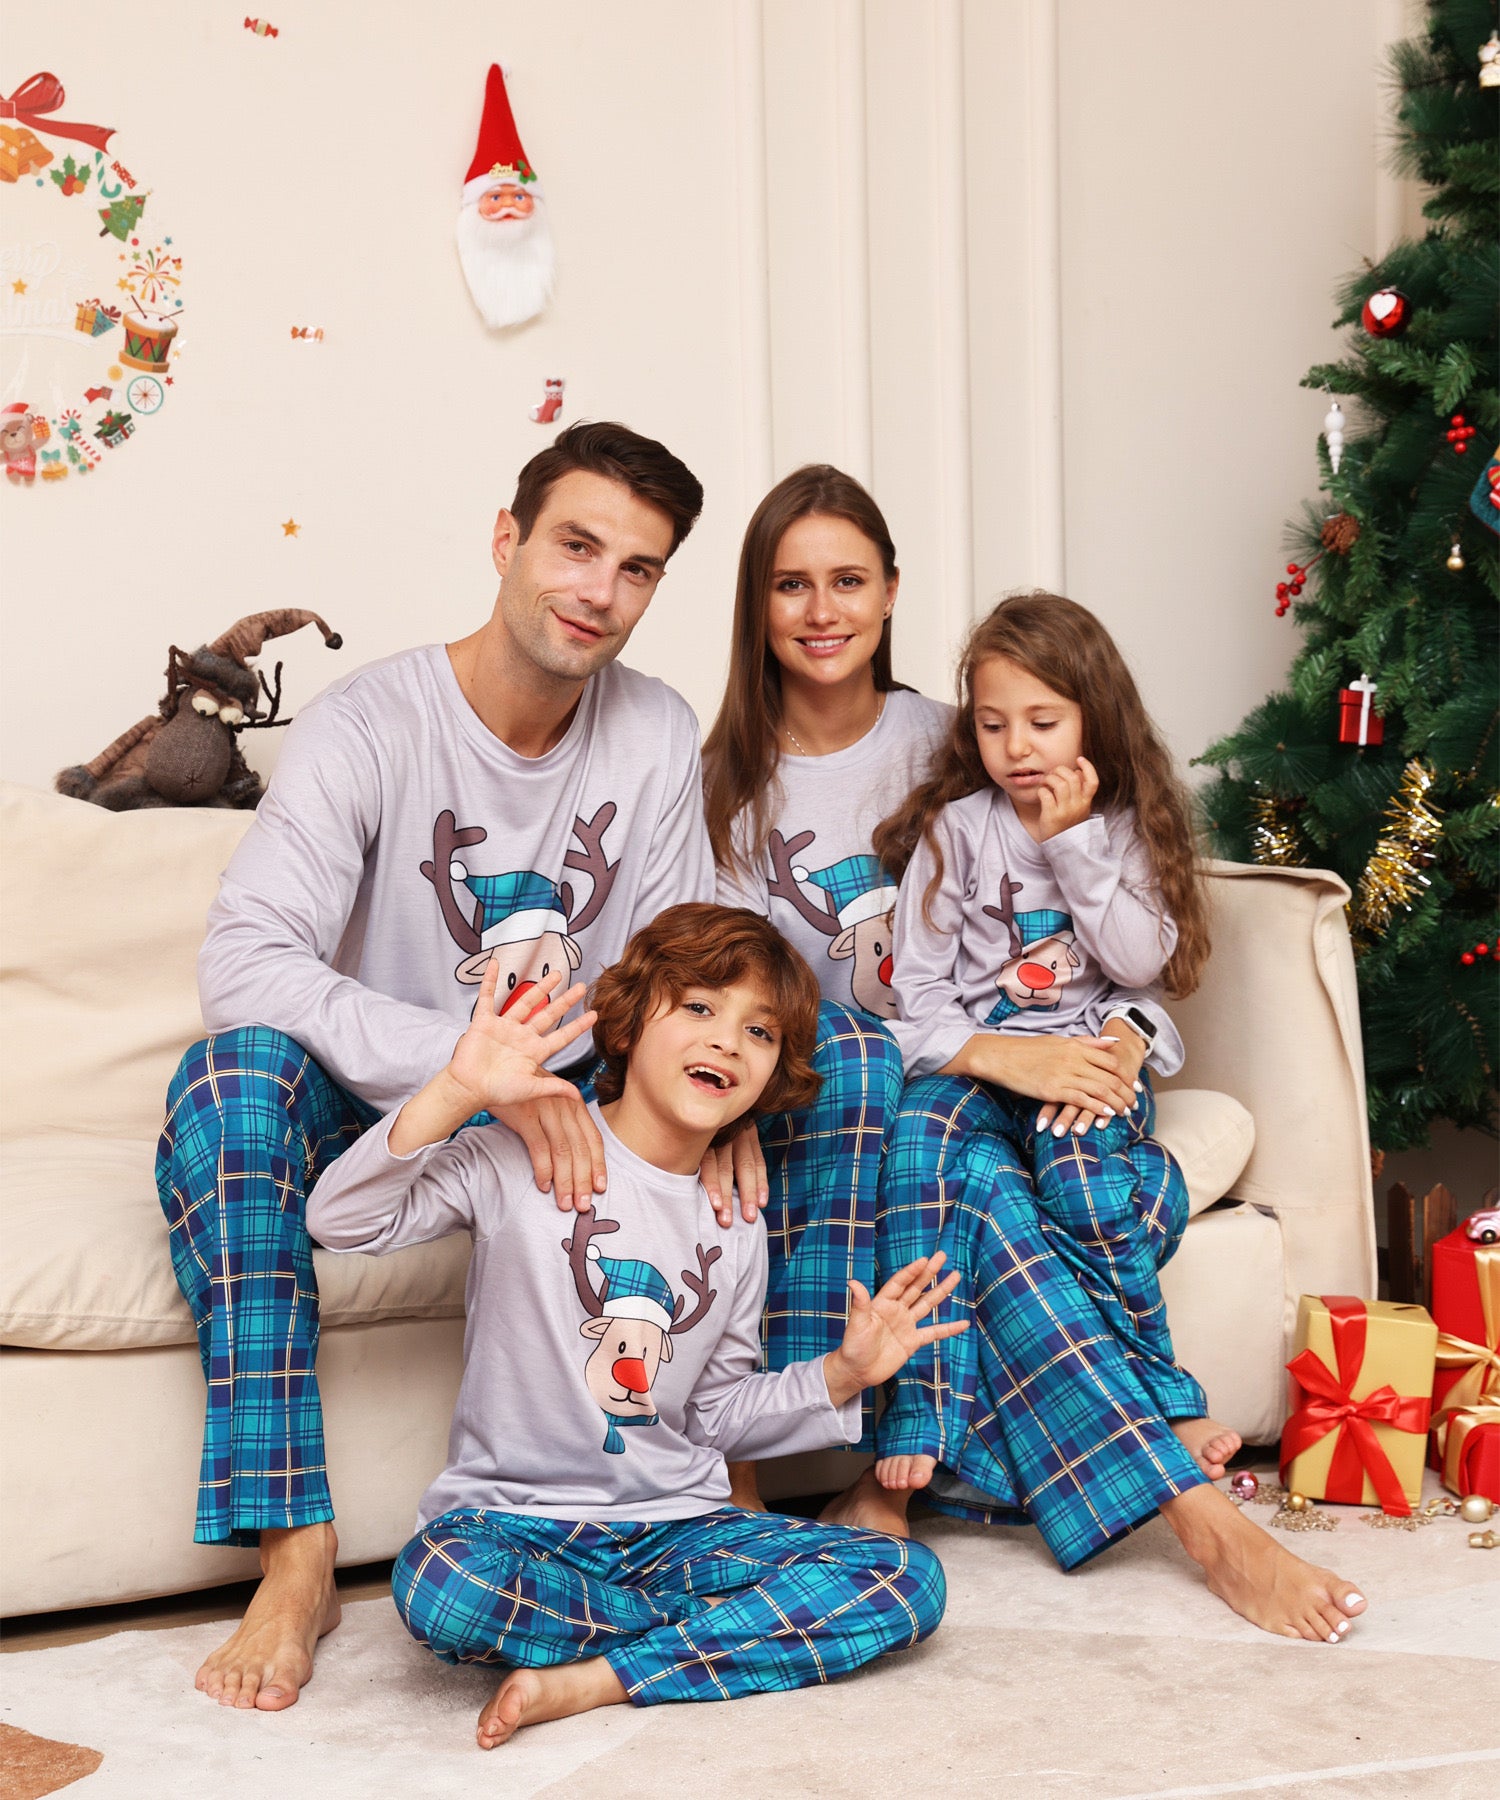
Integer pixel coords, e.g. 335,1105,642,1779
0,1135,469,1351
0,782,255,1144
1151,1088,1256,1218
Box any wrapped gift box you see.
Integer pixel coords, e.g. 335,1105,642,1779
1429,1226,1500,1501
1280,1294,1435,1514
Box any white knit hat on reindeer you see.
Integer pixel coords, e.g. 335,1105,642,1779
456,63,554,330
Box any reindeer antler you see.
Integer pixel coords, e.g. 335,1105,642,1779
562,1213,621,1318
766,830,839,938
559,803,620,934
670,1243,724,1335
419,810,488,955
981,874,1026,958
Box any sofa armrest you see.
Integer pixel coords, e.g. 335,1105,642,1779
1159,861,1376,1313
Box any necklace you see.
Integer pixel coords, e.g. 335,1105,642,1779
784,691,885,756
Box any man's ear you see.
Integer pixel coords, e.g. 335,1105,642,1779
492,508,522,578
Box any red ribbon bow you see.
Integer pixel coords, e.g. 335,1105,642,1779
0,73,114,153
1280,1294,1430,1516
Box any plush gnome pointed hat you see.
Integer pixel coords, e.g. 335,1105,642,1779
456,63,554,330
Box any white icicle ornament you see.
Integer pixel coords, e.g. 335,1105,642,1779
1323,401,1346,475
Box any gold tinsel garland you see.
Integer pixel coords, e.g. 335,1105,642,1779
1353,758,1443,936
1250,789,1307,866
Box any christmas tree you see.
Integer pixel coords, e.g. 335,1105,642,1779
1197,0,1498,1154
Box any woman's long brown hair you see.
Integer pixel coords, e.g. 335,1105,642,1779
873,592,1211,997
703,466,902,878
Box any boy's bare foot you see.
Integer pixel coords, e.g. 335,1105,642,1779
477,1659,628,1748
818,1463,917,1537
195,1522,341,1711
1171,1416,1243,1481
1162,1484,1367,1643
725,1459,767,1512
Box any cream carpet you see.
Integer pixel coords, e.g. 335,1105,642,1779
3,1470,1498,1800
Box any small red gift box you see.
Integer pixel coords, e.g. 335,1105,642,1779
1337,678,1384,746
1429,1226,1500,1502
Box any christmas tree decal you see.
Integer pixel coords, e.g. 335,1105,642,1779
1197,0,1498,1153
97,192,146,241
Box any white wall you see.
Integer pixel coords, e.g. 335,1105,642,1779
2,0,1413,794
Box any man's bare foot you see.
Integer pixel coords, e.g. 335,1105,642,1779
477,1659,628,1748
819,1464,915,1537
195,1522,341,1711
725,1460,767,1513
1162,1484,1367,1643
1171,1416,1243,1481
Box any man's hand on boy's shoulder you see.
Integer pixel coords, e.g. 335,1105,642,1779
700,1121,769,1229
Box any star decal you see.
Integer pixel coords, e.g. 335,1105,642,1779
281,518,301,537
117,277,132,290
11,279,26,294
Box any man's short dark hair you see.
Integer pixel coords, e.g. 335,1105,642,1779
510,421,704,557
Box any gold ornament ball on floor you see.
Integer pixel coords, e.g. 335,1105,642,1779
1459,1494,1495,1524
1286,1492,1308,1512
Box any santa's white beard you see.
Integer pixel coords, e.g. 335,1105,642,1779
455,201,554,329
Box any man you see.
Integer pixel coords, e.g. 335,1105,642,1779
157,422,760,1711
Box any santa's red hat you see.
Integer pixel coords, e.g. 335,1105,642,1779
462,64,540,206
2,402,30,417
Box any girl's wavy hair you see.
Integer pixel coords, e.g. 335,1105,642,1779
589,903,822,1126
873,591,1211,998
703,465,904,877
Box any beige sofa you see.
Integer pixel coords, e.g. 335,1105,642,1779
0,782,1376,1618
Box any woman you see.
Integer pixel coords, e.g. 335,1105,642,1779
703,465,950,1504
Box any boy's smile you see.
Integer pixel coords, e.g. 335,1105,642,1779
603,980,784,1174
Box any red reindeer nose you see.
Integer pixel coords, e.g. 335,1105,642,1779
878,954,894,987
1018,961,1056,990
499,978,538,1017
612,1356,650,1395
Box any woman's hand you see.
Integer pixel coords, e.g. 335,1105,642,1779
700,1122,769,1229
823,1253,968,1406
1036,1018,1148,1137
1036,756,1099,840
943,1031,1137,1118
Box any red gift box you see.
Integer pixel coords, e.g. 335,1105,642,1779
1337,677,1384,746
1429,1226,1500,1502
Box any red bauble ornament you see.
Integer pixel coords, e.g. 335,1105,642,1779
1361,288,1410,337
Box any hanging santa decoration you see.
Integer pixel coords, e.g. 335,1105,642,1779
456,63,553,330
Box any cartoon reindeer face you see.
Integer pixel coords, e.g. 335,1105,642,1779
829,914,897,1018
995,929,1081,1010
563,1214,722,1454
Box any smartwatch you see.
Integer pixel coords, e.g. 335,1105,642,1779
1105,1004,1158,1049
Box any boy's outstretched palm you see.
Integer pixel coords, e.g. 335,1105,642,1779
447,961,597,1116
824,1253,967,1406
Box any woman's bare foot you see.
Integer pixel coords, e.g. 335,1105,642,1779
195,1522,341,1711
1171,1416,1243,1481
818,1463,918,1537
725,1460,767,1512
1162,1484,1367,1643
476,1659,628,1748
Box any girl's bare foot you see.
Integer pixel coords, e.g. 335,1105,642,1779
725,1459,767,1512
819,1464,917,1537
1171,1416,1243,1481
195,1522,341,1711
1162,1484,1367,1643
476,1659,628,1748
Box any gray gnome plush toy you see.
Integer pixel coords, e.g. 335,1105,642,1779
56,608,342,811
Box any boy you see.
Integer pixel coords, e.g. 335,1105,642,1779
307,904,964,1748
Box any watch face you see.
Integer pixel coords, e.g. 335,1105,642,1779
1125,1007,1157,1041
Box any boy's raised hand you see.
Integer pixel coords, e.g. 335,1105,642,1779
1036,755,1099,840
446,960,596,1117
822,1253,968,1407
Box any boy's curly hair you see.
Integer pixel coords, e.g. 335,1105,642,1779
590,904,821,1120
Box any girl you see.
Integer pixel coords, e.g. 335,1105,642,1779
828,592,1369,1647
703,466,950,1503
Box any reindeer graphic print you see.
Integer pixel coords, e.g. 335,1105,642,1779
766,829,899,1019
563,1213,722,1454
981,873,1081,1024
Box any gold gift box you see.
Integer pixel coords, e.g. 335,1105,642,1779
1282,1295,1437,1508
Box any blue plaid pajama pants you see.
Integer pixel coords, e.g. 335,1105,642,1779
156,1003,896,1545
875,1073,1207,1570
393,1506,944,1704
